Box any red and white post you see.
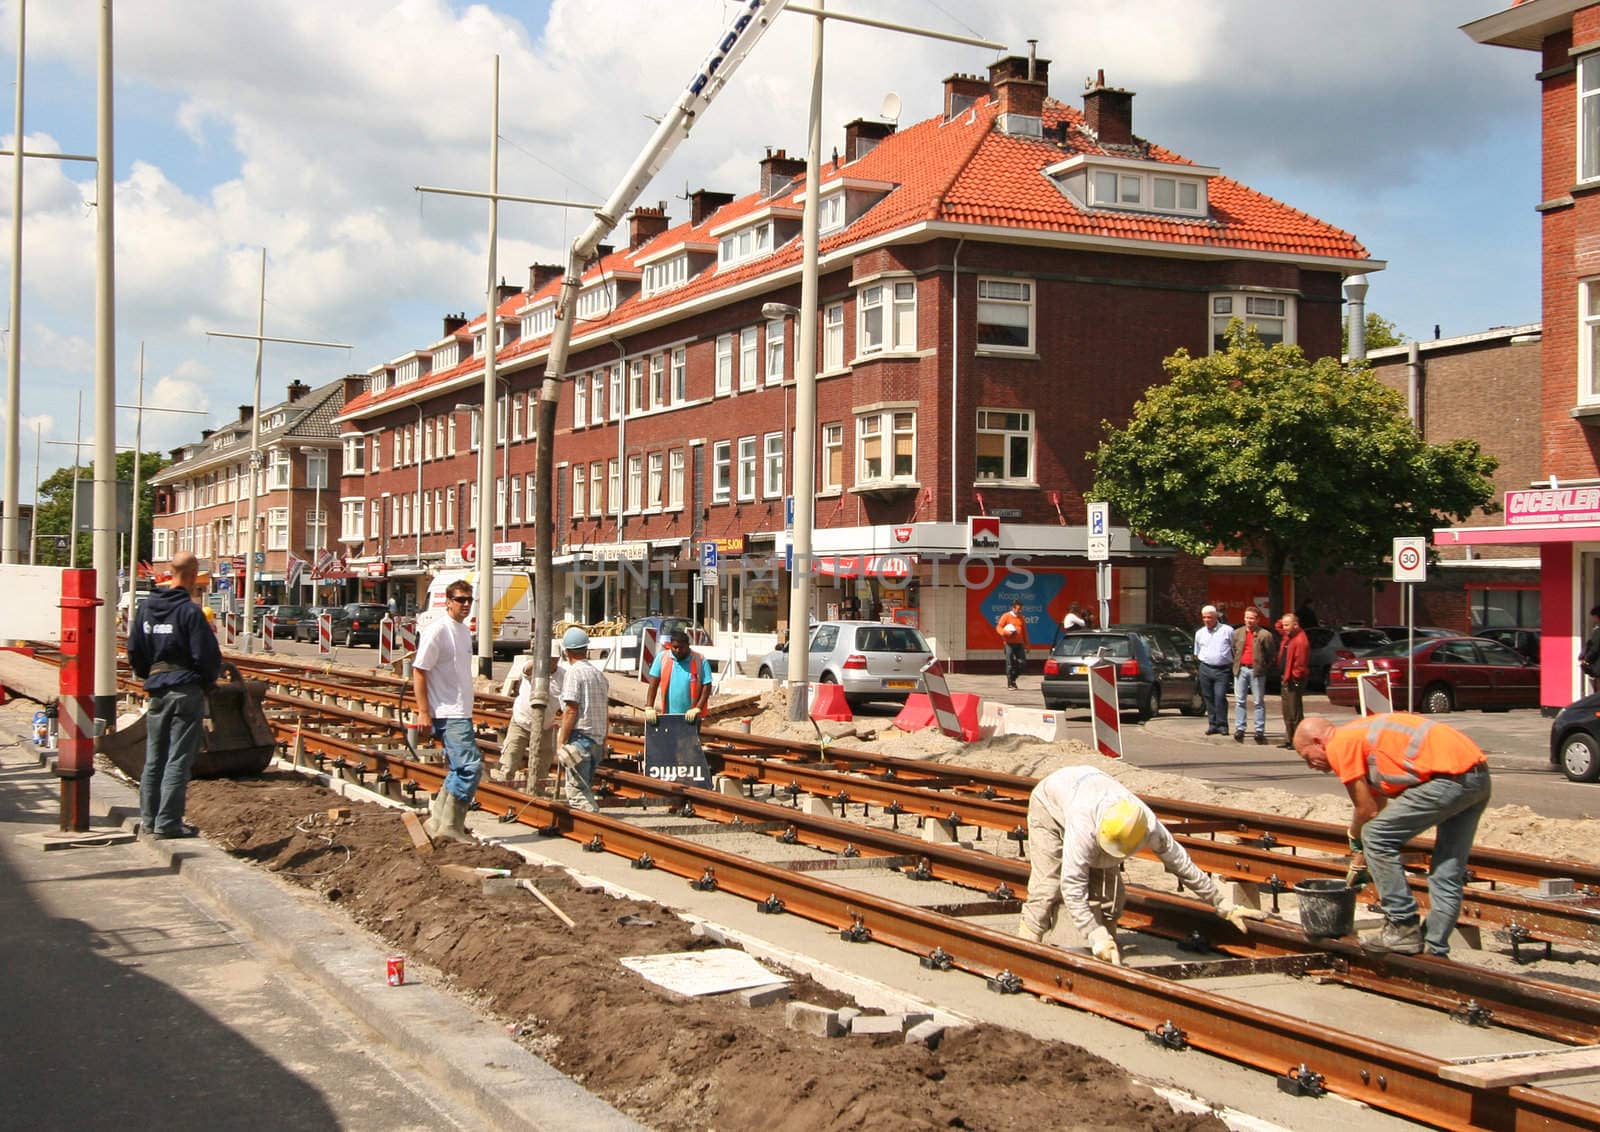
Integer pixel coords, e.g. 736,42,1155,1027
379,614,395,666
317,611,333,657
399,617,417,656
57,569,101,831
1357,666,1394,716
261,612,276,653
1088,659,1123,760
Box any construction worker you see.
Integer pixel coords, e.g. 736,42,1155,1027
1019,765,1264,963
1292,713,1491,957
412,578,480,842
644,628,712,725
554,627,609,812
499,646,560,796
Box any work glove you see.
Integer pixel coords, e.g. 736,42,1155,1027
556,742,585,771
685,706,701,723
1217,901,1268,933
644,707,658,725
1091,936,1122,966
1344,851,1371,889
1347,831,1364,854
1016,917,1045,943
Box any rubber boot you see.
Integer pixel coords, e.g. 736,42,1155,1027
1017,917,1045,943
422,790,448,839
441,790,473,843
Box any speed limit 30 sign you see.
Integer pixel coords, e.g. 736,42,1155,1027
1392,536,1427,584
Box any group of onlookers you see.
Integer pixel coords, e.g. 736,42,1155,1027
1193,604,1310,747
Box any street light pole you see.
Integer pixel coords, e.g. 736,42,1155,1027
474,55,501,678
2,0,23,566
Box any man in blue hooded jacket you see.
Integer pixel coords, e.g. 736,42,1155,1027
128,551,222,838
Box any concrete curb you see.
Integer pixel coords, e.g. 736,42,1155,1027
84,764,642,1132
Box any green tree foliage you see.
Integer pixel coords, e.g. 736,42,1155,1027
32,449,172,573
1089,326,1497,620
1342,310,1406,354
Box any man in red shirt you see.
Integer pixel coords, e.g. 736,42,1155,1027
1293,713,1491,956
1277,613,1310,748
996,598,1029,689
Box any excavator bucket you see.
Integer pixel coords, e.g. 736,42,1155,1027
98,662,277,780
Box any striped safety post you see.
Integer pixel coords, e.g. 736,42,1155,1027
223,611,238,648
261,612,276,653
638,626,659,680
1087,658,1123,760
317,611,333,657
399,617,418,656
379,615,395,666
57,568,101,831
1357,666,1393,716
918,659,967,741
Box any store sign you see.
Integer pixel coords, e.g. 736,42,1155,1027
893,526,913,544
366,562,387,578
968,516,1001,553
492,540,524,560
710,536,746,556
594,541,649,562
1505,487,1600,526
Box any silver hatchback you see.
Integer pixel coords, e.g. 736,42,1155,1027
756,620,933,705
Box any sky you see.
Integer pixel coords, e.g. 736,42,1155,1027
0,0,1541,497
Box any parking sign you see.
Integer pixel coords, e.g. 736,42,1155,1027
700,540,719,588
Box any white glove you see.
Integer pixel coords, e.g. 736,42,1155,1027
644,707,658,725
556,742,585,770
1091,936,1122,966
1217,901,1267,933
685,706,700,723
1016,917,1044,943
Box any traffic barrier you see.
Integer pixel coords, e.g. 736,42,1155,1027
919,660,980,742
398,616,418,656
261,613,276,653
223,612,238,648
317,611,333,657
379,615,395,666
1088,659,1122,759
1357,667,1393,716
637,626,660,679
892,693,936,732
809,682,853,723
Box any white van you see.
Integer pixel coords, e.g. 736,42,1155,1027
419,568,533,656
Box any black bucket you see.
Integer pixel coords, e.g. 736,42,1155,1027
1293,878,1357,938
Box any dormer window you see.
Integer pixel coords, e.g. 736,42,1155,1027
642,254,689,298
265,411,287,430
819,192,845,235
472,331,485,357
435,341,459,370
576,281,617,320
394,354,430,385
1045,155,1214,219
718,222,773,268
523,303,555,339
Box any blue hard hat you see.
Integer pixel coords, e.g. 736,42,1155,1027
562,626,591,650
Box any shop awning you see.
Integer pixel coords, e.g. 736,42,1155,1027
814,554,915,578
1434,523,1594,546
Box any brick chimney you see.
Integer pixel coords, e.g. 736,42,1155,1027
238,405,253,424
527,263,564,295
988,49,1049,137
1082,69,1134,146
444,312,469,336
629,203,670,249
495,279,521,306
690,188,734,226
286,380,312,402
759,148,807,199
843,119,896,162
943,73,989,120
341,374,368,405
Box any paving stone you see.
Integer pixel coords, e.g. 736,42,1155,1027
737,983,791,1008
836,1006,862,1027
850,1014,909,1036
784,1001,844,1038
689,922,727,945
905,1020,947,1048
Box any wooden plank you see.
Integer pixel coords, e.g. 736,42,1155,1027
520,878,576,928
0,650,59,703
1439,1046,1600,1088
400,809,434,854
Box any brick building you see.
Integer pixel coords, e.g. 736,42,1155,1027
1461,1,1600,708
149,377,358,606
332,53,1376,661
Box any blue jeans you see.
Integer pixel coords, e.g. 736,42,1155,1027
1233,669,1267,735
431,717,482,803
1198,663,1230,729
1361,764,1491,956
141,683,206,834
562,732,603,812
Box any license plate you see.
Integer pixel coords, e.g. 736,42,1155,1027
1071,665,1088,675
884,679,915,690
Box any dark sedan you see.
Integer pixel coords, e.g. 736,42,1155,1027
293,606,343,642
1326,636,1540,713
1042,629,1202,720
335,603,390,647
1550,694,1600,782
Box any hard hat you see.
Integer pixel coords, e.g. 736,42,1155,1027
562,626,591,651
1096,798,1150,858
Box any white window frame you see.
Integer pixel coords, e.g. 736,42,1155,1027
446,486,456,532
739,326,758,391
856,409,916,484
447,417,457,455
975,277,1035,354
306,508,328,549
712,440,732,503
822,302,845,371
589,461,604,515
524,474,534,524
671,347,687,404
1210,292,1296,353
609,365,623,422
573,464,586,518
341,499,364,542
574,374,587,427
737,436,758,502
608,459,621,515
818,191,845,234
1582,54,1600,184
510,394,522,442
590,371,606,425
1582,277,1600,405
650,353,666,408
647,452,664,511
975,409,1036,484
629,359,645,414
341,436,365,474
765,319,785,385
821,422,844,493
627,455,643,513
668,449,685,510
268,449,292,490
855,280,916,357
267,507,289,551
762,432,784,498
715,334,734,395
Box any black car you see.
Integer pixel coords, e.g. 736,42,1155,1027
336,603,390,647
1551,693,1600,782
1041,629,1203,719
253,604,306,638
1110,623,1209,705
293,605,343,643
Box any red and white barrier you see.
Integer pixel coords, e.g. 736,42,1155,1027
918,659,980,742
398,616,418,656
379,615,395,665
1357,666,1393,716
317,611,333,657
223,612,238,648
260,612,276,653
809,682,853,722
1088,659,1123,759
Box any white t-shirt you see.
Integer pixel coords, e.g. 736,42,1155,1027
1063,612,1086,630
510,656,564,728
415,616,475,719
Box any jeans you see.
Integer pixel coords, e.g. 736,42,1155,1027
1233,669,1267,735
562,732,603,812
1361,764,1491,956
1198,663,1230,730
1005,643,1026,686
431,717,482,804
141,683,206,834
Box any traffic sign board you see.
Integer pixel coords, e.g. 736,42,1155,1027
1392,536,1427,584
700,540,719,588
218,560,232,578
253,551,266,566
1087,501,1108,537
461,540,477,564
1087,535,1109,562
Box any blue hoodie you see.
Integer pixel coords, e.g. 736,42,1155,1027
128,585,223,692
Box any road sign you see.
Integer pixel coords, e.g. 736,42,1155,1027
1392,536,1427,584
253,551,266,566
1087,535,1109,562
216,577,233,592
461,540,477,564
1087,502,1109,562
218,560,232,578
700,541,719,588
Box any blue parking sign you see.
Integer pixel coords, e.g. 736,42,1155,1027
700,541,719,587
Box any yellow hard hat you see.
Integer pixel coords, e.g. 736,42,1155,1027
1097,798,1150,858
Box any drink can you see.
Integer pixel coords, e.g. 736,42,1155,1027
33,710,47,745
386,955,405,986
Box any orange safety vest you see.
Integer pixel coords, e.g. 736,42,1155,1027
654,651,704,714
1326,712,1486,797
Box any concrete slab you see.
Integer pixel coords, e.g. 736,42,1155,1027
785,1001,844,1037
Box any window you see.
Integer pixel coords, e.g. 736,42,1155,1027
468,408,481,451
445,486,455,532
857,410,915,483
765,319,785,385
668,449,685,510
715,334,734,395
642,254,689,297
717,221,774,267
976,409,1035,483
650,353,665,408
496,395,508,444
524,474,535,522
762,432,784,498
1583,278,1600,403
341,500,364,542
627,455,643,513
573,464,585,518
712,441,731,503
1153,175,1200,212
857,281,916,356
341,436,365,474
739,326,758,391
523,304,555,339
1082,163,1206,216
822,303,844,370
269,449,292,489
1468,587,1540,632
267,507,289,550
737,436,757,501
447,417,457,455
821,423,843,492
423,420,436,461
1583,55,1600,182
153,528,171,560
433,488,443,532
671,347,687,404
819,191,845,234
496,478,506,528
589,461,604,515
609,365,623,421
306,508,327,549
574,374,587,427
590,371,605,424
629,359,645,414
510,472,522,524
371,435,382,472
1211,293,1293,352
647,452,663,510
420,491,432,533
976,278,1034,353
607,460,620,514
576,281,617,320
511,394,522,442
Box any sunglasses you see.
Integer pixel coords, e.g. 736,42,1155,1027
448,595,473,604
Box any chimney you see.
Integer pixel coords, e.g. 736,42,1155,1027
197,432,213,443
988,50,1049,137
628,203,671,249
286,380,312,402
525,263,562,296
238,405,253,424
1082,69,1135,146
943,72,989,120
690,188,734,226
341,374,368,405
495,279,521,306
444,312,469,336
843,118,896,162
759,148,807,199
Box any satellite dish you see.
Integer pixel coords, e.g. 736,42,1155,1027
880,92,901,124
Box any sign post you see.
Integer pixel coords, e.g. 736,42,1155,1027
1392,536,1428,710
1087,502,1110,628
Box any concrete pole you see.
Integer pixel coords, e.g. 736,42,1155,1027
241,248,266,652
126,342,142,618
29,418,39,563
92,0,116,725
2,0,23,565
474,55,500,676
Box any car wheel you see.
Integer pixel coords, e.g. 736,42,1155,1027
820,672,838,684
343,629,355,647
1561,733,1600,783
1138,687,1160,721
757,666,773,679
1421,683,1453,714
1179,692,1205,717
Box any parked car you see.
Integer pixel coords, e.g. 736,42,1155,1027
1305,626,1392,691
252,604,306,639
335,603,390,647
1041,629,1203,720
1371,625,1457,643
616,615,699,666
292,606,342,643
1326,636,1540,713
754,620,932,705
1550,693,1600,781
1476,627,1541,665
1110,624,1207,709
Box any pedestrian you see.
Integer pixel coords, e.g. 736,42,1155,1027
1582,605,1600,691
1230,607,1276,744
499,648,561,796
644,628,713,722
1292,713,1491,956
997,598,1029,689
1277,613,1310,748
1193,604,1234,736
554,627,611,812
1062,601,1087,632
412,578,481,842
1295,599,1320,630
128,551,223,839
1017,765,1263,962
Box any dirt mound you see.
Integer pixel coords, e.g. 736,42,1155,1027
184,772,1223,1131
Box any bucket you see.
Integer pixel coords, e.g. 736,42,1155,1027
1293,878,1357,937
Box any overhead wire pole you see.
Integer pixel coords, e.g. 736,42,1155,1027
91,0,118,727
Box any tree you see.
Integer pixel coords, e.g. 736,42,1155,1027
32,449,173,574
1088,326,1498,622
1342,310,1406,354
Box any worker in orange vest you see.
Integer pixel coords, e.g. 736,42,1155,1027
1293,713,1491,957
644,628,712,725
996,597,1028,689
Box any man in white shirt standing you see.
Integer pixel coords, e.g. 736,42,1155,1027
1192,604,1235,737
1062,602,1087,632
413,578,481,841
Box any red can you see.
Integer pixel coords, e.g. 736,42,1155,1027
386,955,406,986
